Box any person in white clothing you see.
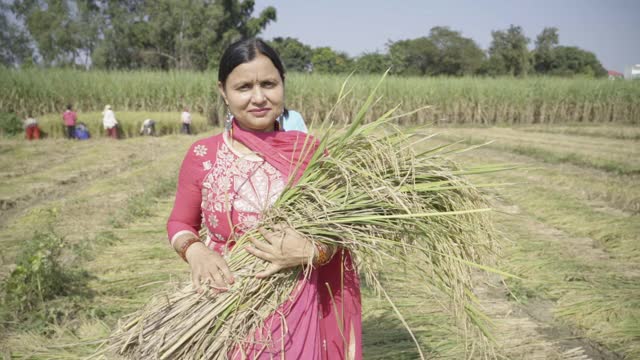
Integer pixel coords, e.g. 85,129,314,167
102,105,118,139
180,107,192,135
140,118,156,136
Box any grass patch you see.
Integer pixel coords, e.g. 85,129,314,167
108,175,176,228
363,268,485,359
439,126,640,177
493,210,640,358
510,183,640,259
424,133,640,358
450,133,640,176
0,112,23,137
518,125,640,141
1,226,93,334
508,144,639,175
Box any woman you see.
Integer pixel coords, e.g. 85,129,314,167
62,104,77,139
23,113,40,140
167,38,362,359
102,105,118,139
180,107,192,134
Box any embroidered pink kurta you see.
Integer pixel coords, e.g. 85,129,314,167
167,130,362,359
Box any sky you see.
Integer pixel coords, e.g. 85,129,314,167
254,0,640,73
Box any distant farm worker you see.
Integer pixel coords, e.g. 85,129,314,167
140,118,156,136
102,105,118,139
74,122,91,140
279,110,308,133
23,113,40,140
180,107,192,135
62,104,77,139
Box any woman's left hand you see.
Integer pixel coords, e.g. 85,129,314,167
245,224,314,278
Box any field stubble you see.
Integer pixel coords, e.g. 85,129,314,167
427,126,639,358
0,121,638,359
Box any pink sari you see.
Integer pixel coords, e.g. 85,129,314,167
229,120,363,360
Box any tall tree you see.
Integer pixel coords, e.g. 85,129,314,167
92,0,276,70
533,27,559,74
354,52,390,74
488,25,530,76
0,2,33,67
268,37,312,72
10,0,100,67
310,47,352,73
427,26,485,76
387,37,437,76
549,46,607,77
387,27,484,76
91,0,152,69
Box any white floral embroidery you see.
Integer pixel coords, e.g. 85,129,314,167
194,144,208,157
232,164,284,213
203,160,212,170
201,141,286,244
208,213,219,228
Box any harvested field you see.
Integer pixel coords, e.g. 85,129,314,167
1,121,638,359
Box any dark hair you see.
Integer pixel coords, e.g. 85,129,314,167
218,38,286,88
66,104,72,110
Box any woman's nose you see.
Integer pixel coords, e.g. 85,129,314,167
251,87,266,103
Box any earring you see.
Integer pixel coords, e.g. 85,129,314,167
225,108,233,132
276,110,285,131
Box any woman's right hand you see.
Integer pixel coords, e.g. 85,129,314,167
185,242,235,293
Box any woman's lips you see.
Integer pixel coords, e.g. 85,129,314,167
249,108,270,117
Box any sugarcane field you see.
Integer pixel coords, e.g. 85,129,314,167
1,69,638,359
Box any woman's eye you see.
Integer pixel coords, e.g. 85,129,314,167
262,81,276,88
237,84,251,91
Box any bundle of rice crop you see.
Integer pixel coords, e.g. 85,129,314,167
106,76,504,359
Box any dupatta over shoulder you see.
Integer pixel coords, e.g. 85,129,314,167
230,119,318,184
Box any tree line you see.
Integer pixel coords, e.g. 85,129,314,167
272,26,606,78
0,1,606,77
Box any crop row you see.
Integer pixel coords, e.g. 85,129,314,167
2,69,640,125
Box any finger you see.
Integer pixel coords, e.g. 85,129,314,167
249,235,272,252
256,228,273,244
200,277,220,296
255,264,282,279
209,270,227,291
245,245,272,261
216,260,235,284
192,271,202,293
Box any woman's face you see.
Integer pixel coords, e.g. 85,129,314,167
218,53,284,132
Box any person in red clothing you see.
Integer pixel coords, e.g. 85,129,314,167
62,104,77,139
166,38,361,359
23,114,40,140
